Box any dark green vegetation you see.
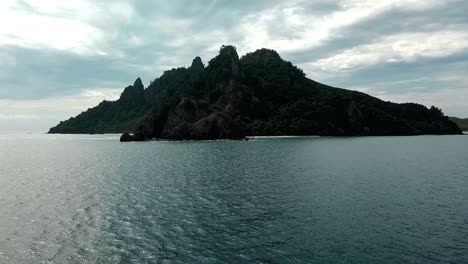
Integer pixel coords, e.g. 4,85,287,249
449,117,468,131
48,46,462,141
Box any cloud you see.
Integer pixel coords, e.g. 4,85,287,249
0,88,121,131
312,30,468,72
0,1,105,55
1,0,468,131
238,0,460,54
0,88,121,118
128,35,147,48
0,88,122,118
345,66,468,117
0,0,137,56
0,51,16,66
377,87,468,118
0,113,40,120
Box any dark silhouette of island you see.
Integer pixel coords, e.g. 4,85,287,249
48,45,462,141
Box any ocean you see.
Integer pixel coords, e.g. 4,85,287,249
1,134,467,263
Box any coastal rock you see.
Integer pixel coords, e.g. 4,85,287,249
119,132,147,142
120,133,133,142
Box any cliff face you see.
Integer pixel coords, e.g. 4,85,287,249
48,45,462,140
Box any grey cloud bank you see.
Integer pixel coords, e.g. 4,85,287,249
0,0,467,131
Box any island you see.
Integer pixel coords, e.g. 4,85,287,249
48,45,462,141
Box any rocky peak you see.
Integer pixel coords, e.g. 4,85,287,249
219,45,239,57
253,48,281,59
190,56,204,72
220,45,240,77
133,77,144,90
120,77,145,104
241,48,305,78
208,45,241,80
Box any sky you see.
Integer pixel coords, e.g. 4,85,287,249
1,0,468,132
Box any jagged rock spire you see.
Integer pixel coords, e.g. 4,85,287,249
133,77,144,90
119,77,145,104
219,45,240,79
190,57,205,72
208,45,241,80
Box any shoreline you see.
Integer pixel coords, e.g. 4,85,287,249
247,135,320,139
1,133,465,141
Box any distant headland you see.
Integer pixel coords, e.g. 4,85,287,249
449,117,468,132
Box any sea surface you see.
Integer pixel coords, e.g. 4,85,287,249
0,134,467,264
